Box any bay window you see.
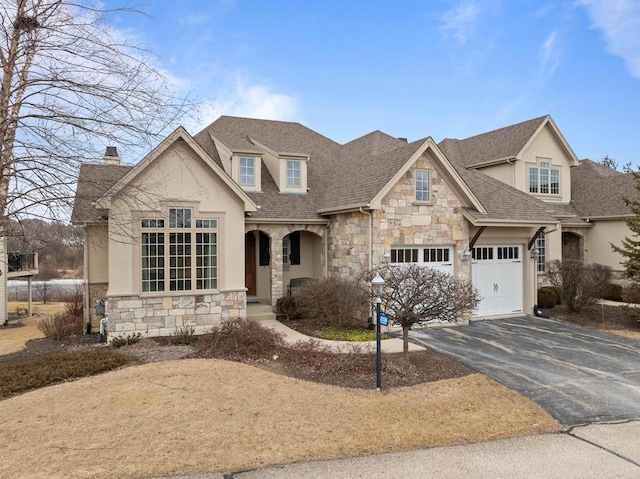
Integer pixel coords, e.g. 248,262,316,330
141,208,218,293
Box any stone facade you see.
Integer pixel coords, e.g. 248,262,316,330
105,290,246,339
327,156,472,280
327,211,370,279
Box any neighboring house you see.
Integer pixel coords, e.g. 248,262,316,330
71,115,636,337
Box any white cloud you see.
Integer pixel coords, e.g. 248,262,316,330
177,78,299,133
578,0,640,78
539,31,561,80
441,1,482,44
217,82,298,120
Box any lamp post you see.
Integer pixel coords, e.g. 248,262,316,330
371,272,385,391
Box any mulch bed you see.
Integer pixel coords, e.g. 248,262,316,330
541,303,640,331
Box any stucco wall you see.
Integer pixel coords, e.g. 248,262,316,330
588,219,628,271
519,125,573,203
107,138,247,296
101,138,249,338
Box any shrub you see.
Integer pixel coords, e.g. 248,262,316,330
546,260,612,313
169,326,198,345
622,285,640,304
0,348,129,399
276,296,298,320
548,286,563,305
193,318,285,361
37,313,83,340
110,332,143,348
537,287,558,309
603,283,624,302
295,277,370,328
63,287,84,317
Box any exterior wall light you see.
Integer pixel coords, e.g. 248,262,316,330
461,248,471,262
530,248,540,259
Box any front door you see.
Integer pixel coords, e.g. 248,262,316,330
245,232,256,296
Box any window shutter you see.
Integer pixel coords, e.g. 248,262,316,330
259,231,270,266
290,231,301,265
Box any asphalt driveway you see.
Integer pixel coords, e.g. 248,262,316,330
407,317,640,425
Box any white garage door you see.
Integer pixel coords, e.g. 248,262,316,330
472,246,523,317
391,246,454,275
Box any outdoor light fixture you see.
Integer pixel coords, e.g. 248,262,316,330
530,247,540,259
371,272,385,391
382,251,391,264
461,248,471,262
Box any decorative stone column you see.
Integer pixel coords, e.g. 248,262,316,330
269,231,284,308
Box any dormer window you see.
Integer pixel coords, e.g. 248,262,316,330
286,160,301,187
239,157,255,186
232,155,261,191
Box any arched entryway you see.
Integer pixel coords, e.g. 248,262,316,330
562,232,583,262
245,225,326,306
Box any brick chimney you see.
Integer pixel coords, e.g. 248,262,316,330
103,146,120,165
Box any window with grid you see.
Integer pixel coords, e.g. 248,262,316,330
239,157,254,185
142,222,165,292
287,160,301,187
529,161,560,195
536,235,546,272
416,169,430,202
391,247,420,263
141,209,218,293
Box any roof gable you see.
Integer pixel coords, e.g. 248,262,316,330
443,115,579,169
94,127,256,212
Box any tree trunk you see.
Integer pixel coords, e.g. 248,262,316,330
402,326,410,362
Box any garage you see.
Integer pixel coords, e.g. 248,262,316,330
472,245,523,317
390,246,454,275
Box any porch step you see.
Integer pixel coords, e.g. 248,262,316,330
247,303,276,320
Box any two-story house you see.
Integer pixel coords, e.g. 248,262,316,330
71,115,635,337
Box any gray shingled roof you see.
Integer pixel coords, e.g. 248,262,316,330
453,166,561,224
73,114,581,227
442,116,548,168
571,159,637,218
71,163,132,223
194,116,340,220
320,138,425,211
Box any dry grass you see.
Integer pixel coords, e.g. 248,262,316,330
608,329,640,341
0,359,560,479
1,302,70,355
0,317,45,355
9,301,68,316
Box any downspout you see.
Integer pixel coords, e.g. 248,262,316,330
325,222,329,277
359,207,373,271
83,228,91,333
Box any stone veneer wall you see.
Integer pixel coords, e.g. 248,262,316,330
375,157,470,277
327,211,370,279
327,155,471,281
106,290,246,339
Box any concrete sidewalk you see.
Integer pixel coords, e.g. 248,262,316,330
158,420,640,479
251,312,424,354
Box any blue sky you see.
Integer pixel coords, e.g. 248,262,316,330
106,0,640,167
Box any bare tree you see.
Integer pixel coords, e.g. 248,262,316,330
372,264,480,361
0,0,191,227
